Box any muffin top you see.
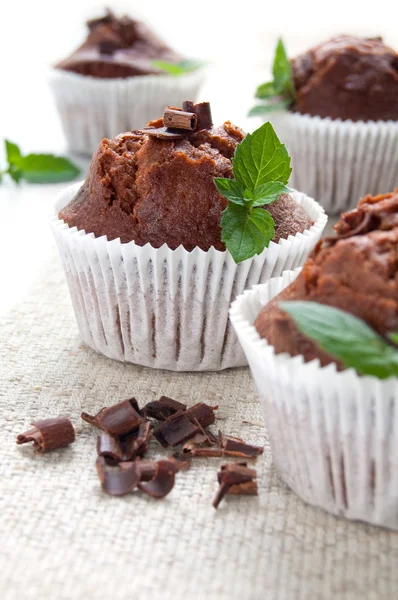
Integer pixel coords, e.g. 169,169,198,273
58,102,313,253
255,190,398,368
55,9,180,78
292,35,398,121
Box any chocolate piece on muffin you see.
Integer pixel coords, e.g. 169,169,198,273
255,190,398,367
55,9,181,78
59,102,313,252
292,35,398,121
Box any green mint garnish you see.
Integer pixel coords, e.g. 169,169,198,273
152,58,205,76
1,140,80,184
280,301,398,379
214,121,291,263
249,38,295,117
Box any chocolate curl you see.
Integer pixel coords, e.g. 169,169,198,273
154,410,200,447
123,421,152,460
81,398,142,437
219,432,264,458
163,108,197,131
142,396,187,421
182,100,195,113
97,431,124,462
138,460,178,498
16,418,75,453
136,459,158,482
96,457,139,496
144,127,186,140
185,403,218,428
194,102,213,130
213,463,257,509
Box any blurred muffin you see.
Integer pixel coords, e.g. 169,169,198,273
252,36,398,213
49,10,206,155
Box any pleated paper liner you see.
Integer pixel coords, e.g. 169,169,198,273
269,111,398,215
48,67,206,156
51,183,326,371
230,270,398,529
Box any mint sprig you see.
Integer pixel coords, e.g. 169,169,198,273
280,301,398,379
1,140,80,184
152,58,205,76
214,121,291,263
249,38,295,117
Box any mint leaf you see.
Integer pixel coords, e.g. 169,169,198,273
250,38,295,117
255,81,278,99
273,38,295,98
221,204,275,263
7,164,23,183
17,154,80,183
252,181,289,206
5,140,22,165
280,301,398,379
389,332,398,346
248,100,290,116
232,122,291,191
152,59,204,76
214,178,246,205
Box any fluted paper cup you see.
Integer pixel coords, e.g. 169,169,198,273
269,111,398,214
230,270,398,529
48,67,206,156
50,183,326,371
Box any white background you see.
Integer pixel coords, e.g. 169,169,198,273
0,0,397,313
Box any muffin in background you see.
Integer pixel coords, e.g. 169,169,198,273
251,36,398,214
230,189,398,529
49,10,206,155
51,101,326,371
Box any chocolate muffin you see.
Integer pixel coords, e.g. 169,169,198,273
292,35,398,122
255,190,398,367
59,104,313,252
55,10,180,78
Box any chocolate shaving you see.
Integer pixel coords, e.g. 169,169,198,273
185,403,217,428
87,9,114,30
194,102,213,130
16,417,75,453
98,39,121,55
144,127,186,140
163,108,197,131
170,452,191,471
138,460,178,498
143,396,187,421
220,432,264,458
96,456,139,496
82,398,142,437
213,463,258,508
154,410,200,447
97,431,124,462
135,459,157,482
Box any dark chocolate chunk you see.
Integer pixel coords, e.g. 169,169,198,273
16,417,75,453
137,460,178,498
213,463,258,508
82,398,142,437
154,410,200,447
185,403,217,428
96,456,139,496
143,396,187,421
194,102,213,130
163,108,197,131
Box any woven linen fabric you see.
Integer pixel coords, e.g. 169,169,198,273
1,259,398,600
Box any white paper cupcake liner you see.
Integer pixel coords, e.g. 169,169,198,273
50,183,326,371
48,67,206,156
268,111,398,214
230,270,398,529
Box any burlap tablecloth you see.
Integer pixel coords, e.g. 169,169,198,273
1,260,397,600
